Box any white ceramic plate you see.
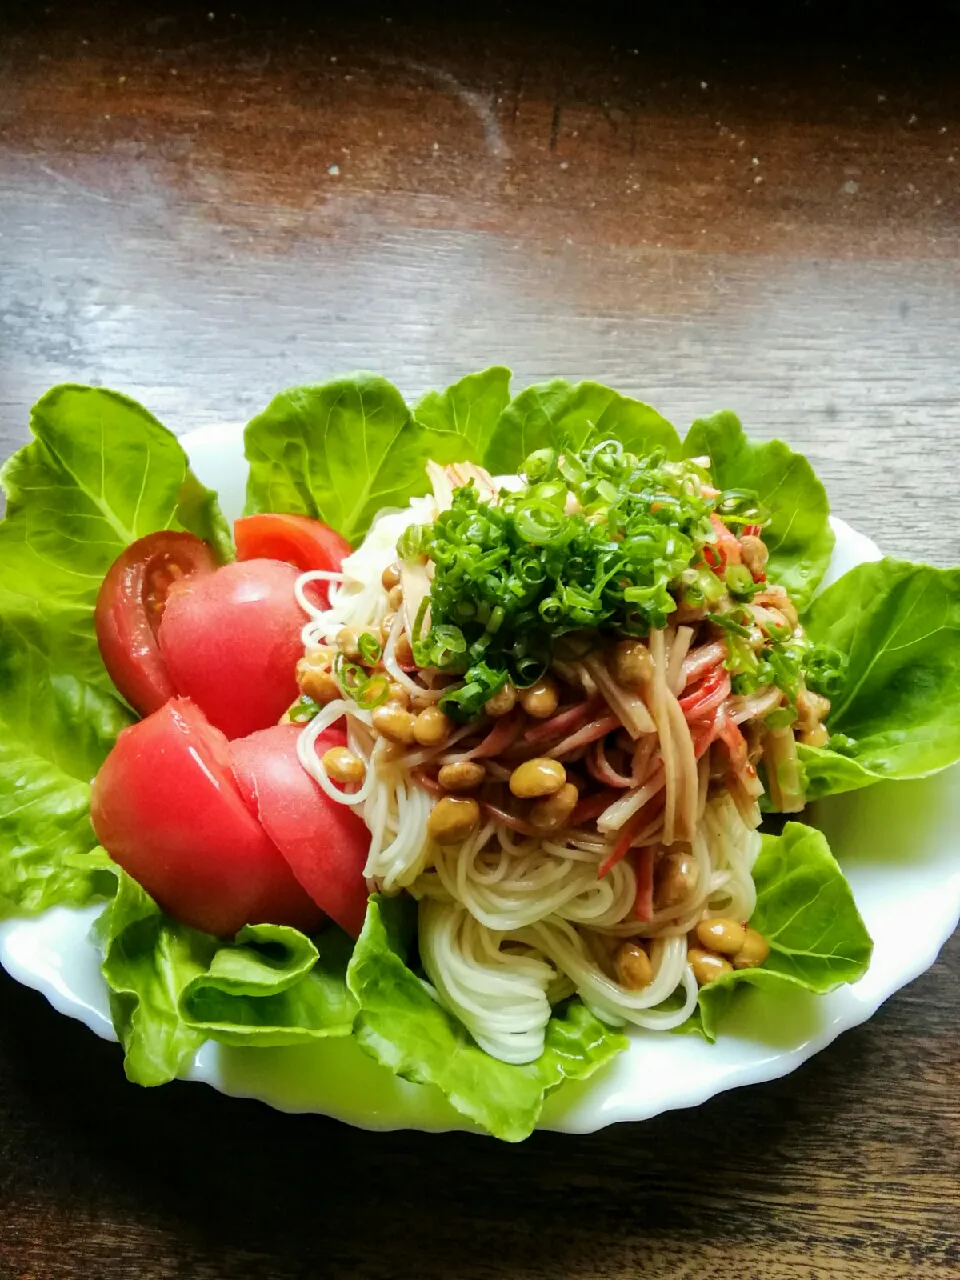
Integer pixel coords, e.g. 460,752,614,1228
2,424,959,1136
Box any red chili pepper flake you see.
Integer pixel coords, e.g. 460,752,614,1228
702,545,723,574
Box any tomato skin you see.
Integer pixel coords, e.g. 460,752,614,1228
158,558,306,740
95,532,219,715
234,515,351,606
231,723,347,813
230,724,371,938
90,699,323,937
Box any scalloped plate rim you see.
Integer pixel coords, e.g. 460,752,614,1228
1,421,958,1137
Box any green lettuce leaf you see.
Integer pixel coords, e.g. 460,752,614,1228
0,386,228,920
693,823,873,1040
484,379,681,475
797,742,880,802
0,742,106,916
95,867,216,1086
798,559,960,797
536,997,628,1096
176,470,235,562
96,867,357,1083
347,895,627,1142
0,385,192,703
414,367,512,462
683,410,834,609
180,925,357,1046
243,374,463,544
0,666,127,919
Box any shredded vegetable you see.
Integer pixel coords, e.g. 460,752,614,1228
400,445,727,710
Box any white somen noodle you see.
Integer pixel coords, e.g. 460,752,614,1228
293,478,775,1065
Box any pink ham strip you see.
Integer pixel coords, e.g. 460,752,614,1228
572,787,619,826
440,707,527,763
680,641,727,689
524,696,604,745
411,768,443,796
480,801,539,837
682,671,732,722
546,714,621,759
586,737,634,788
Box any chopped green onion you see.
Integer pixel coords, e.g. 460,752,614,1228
724,564,758,598
357,674,391,710
431,625,467,666
486,605,505,634
512,651,549,688
413,623,467,670
731,672,756,696
514,500,568,546
766,643,805,701
586,439,624,476
523,448,557,483
397,525,427,561
358,631,382,665
334,653,390,709
707,611,753,638
716,488,769,527
539,596,563,625
558,452,586,487
407,442,723,718
334,653,367,695
287,696,320,724
804,643,847,697
529,479,568,508
412,595,430,643
763,616,794,642
439,661,507,722
680,564,725,607
764,706,797,730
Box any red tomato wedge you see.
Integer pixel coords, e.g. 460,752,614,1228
95,532,219,715
90,699,322,937
158,558,306,740
230,724,371,938
234,514,351,607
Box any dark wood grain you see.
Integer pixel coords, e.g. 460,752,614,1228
1,4,959,1278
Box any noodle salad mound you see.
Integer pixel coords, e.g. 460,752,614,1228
293,444,835,1064
3,370,958,1141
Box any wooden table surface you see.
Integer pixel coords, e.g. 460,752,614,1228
1,3,959,1277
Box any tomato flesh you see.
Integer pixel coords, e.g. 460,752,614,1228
90,699,322,937
234,514,351,607
230,724,371,938
95,532,218,715
158,558,306,740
